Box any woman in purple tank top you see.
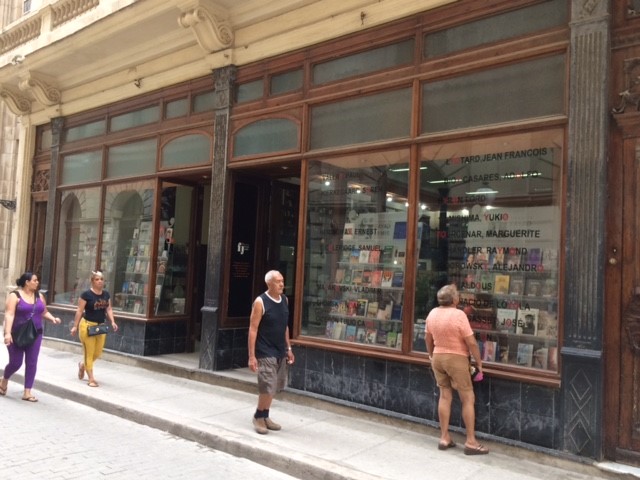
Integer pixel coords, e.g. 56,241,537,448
1,272,61,402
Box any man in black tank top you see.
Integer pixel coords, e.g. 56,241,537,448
248,270,295,434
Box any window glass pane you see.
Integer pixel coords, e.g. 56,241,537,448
193,90,215,113
270,69,303,95
303,150,410,349
107,139,157,179
311,88,411,150
53,187,102,305
162,134,211,168
110,106,160,132
40,129,52,151
233,118,298,157
154,183,193,315
103,180,155,315
65,119,106,143
313,39,414,85
422,55,565,134
237,79,263,103
165,98,189,119
414,130,562,373
60,150,102,185
425,0,567,58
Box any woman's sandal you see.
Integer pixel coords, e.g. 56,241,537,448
463,444,489,455
0,385,6,396
22,396,38,402
78,362,85,380
88,381,99,387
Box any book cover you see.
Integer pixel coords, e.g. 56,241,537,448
393,247,406,265
345,324,357,342
482,340,497,362
498,345,510,363
541,278,557,297
356,299,369,317
371,270,383,288
393,221,407,239
533,347,548,369
343,269,352,284
358,250,370,264
493,274,510,294
126,257,136,272
365,328,378,344
351,269,364,285
367,301,379,318
391,270,404,288
334,268,345,284
479,272,493,292
506,248,522,268
332,321,346,340
347,300,358,316
391,304,403,320
362,269,372,286
525,278,542,296
376,328,388,345
541,248,558,272
516,343,534,367
325,320,335,338
509,275,525,295
526,248,542,267
356,326,367,343
496,308,517,333
548,347,558,371
536,310,558,338
382,245,395,264
381,270,394,288
516,308,539,335
368,249,381,264
386,330,398,348
350,249,360,264
470,308,494,330
376,300,393,320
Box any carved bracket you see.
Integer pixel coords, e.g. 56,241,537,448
178,0,233,54
0,83,31,114
18,71,61,106
612,57,640,114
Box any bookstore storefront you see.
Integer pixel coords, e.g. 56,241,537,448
226,0,569,452
45,78,216,355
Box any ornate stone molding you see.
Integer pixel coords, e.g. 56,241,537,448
0,84,31,115
612,57,640,114
19,72,61,106
178,0,233,54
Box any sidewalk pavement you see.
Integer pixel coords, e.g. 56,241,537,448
2,339,638,480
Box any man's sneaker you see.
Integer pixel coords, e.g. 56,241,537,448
264,417,281,431
253,417,268,434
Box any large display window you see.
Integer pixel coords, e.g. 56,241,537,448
302,150,411,348
413,130,563,372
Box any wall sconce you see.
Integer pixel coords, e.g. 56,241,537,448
0,199,16,211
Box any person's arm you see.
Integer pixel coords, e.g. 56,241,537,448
247,298,263,372
70,297,87,337
3,292,19,345
40,293,61,325
425,331,435,359
285,326,295,365
464,334,483,373
106,297,118,332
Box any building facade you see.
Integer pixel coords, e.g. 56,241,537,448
0,0,639,465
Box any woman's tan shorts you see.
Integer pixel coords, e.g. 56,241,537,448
431,353,473,392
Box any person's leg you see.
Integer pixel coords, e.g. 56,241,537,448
1,343,25,393
21,335,43,401
458,388,478,445
437,386,454,444
79,321,99,386
254,358,280,433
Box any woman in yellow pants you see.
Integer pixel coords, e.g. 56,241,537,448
70,270,118,387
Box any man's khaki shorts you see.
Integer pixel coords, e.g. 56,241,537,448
257,357,288,395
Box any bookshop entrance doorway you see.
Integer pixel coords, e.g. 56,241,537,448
227,168,300,334
606,115,640,465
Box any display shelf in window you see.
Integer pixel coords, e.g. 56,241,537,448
112,221,152,315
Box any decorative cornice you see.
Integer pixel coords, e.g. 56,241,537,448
178,0,233,54
0,16,41,55
612,57,640,114
19,72,61,106
0,84,31,115
51,0,99,29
